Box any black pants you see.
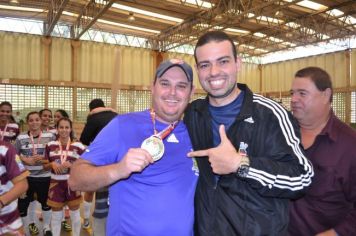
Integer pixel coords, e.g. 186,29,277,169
18,176,51,217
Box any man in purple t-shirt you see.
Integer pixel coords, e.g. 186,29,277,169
289,67,356,236
69,59,198,236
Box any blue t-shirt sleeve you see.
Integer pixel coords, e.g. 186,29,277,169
81,117,121,166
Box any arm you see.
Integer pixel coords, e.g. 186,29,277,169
79,116,96,146
0,142,29,208
20,154,37,166
240,105,313,199
0,177,28,207
187,99,313,199
43,144,52,171
332,150,356,235
68,148,153,192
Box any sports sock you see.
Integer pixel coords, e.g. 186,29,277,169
51,210,63,236
83,200,92,219
70,209,81,236
42,209,52,230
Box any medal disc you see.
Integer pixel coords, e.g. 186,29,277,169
141,135,165,161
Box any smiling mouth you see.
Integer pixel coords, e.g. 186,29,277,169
164,99,179,106
209,79,224,86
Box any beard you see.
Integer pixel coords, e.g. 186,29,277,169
208,83,236,99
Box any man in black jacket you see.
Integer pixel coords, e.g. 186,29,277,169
80,99,117,146
185,31,314,236
80,98,116,235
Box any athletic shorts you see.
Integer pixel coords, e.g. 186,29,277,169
18,176,51,216
0,210,23,235
47,179,82,208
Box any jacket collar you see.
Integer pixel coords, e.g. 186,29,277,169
193,83,253,119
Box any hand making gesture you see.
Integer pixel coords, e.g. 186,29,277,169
188,125,242,175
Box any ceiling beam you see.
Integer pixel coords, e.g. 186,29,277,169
156,0,285,51
238,1,356,55
73,0,116,40
44,0,70,36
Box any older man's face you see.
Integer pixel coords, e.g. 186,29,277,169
290,77,329,125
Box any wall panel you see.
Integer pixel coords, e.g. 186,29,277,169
120,47,154,86
263,51,348,93
0,32,42,80
50,38,72,82
351,49,356,87
78,41,116,84
240,62,260,92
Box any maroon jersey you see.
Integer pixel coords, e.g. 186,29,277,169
45,141,85,181
0,141,29,234
0,123,19,144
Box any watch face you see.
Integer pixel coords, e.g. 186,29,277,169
237,165,250,178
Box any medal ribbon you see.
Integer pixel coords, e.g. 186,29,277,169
150,109,178,140
30,131,42,155
0,123,8,141
59,139,71,164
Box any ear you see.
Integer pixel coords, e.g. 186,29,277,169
235,56,242,72
150,80,155,94
194,63,198,73
190,85,196,99
323,88,332,103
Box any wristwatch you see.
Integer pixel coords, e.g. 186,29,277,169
237,155,250,178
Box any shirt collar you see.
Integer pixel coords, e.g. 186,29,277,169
194,83,252,116
319,110,338,142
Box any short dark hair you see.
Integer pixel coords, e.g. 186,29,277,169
39,108,52,116
0,101,12,111
55,109,69,118
89,99,105,111
295,67,333,103
26,111,40,122
194,31,237,63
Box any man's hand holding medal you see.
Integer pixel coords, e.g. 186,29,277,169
116,148,154,179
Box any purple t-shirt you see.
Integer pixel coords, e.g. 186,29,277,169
81,110,198,236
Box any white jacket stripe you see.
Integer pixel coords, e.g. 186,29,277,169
249,94,314,189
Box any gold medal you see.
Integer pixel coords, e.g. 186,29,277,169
141,135,165,161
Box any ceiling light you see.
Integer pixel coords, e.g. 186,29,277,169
128,12,135,21
253,32,266,38
113,3,182,23
275,11,284,17
225,28,250,34
0,4,43,12
184,0,213,9
98,19,160,34
214,14,223,21
296,0,328,11
9,0,19,5
285,32,293,38
256,16,284,24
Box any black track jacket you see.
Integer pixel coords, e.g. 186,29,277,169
184,84,314,236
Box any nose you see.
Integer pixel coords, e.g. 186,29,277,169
290,93,298,103
210,63,220,76
169,85,177,95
